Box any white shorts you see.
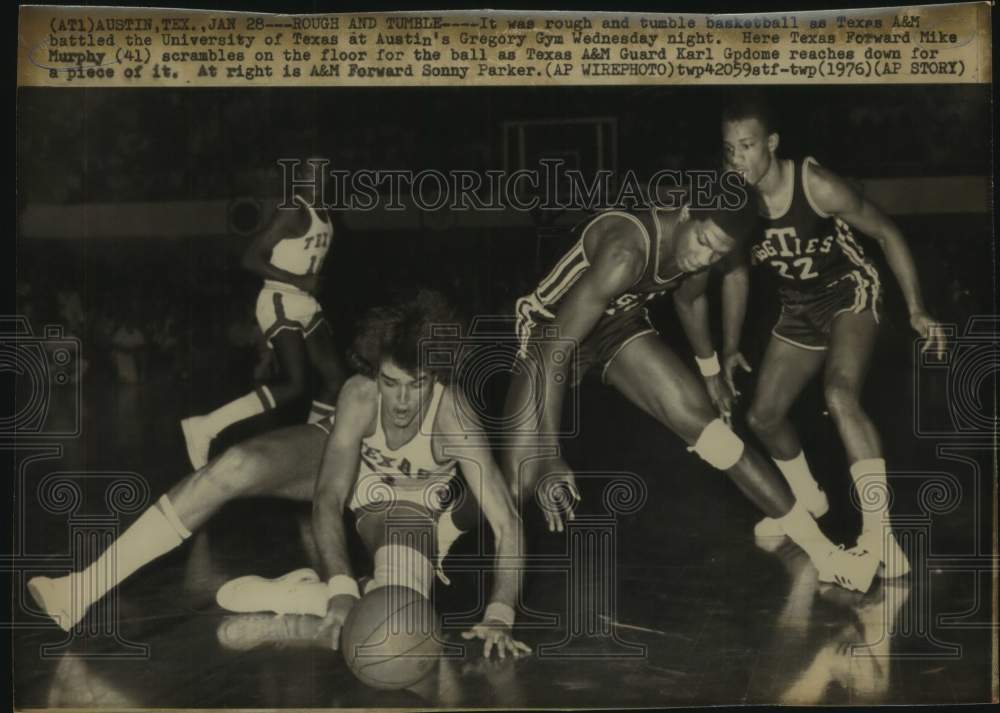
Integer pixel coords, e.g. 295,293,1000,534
255,282,325,348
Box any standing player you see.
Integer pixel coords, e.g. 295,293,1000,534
220,290,529,657
717,94,947,575
181,159,346,469
502,181,881,593
29,291,528,658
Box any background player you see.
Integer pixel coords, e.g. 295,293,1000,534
717,94,947,575
502,181,881,593
215,289,530,658
181,158,346,469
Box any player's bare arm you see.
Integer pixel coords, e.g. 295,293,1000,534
719,253,753,395
436,388,531,659
805,162,946,357
241,205,316,292
540,219,647,429
312,375,377,646
526,219,646,529
673,270,734,422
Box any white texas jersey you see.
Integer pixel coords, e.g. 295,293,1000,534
264,195,332,292
349,383,459,514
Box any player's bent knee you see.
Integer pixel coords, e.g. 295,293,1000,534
370,544,433,599
205,443,269,494
746,407,779,435
687,419,745,471
823,382,861,418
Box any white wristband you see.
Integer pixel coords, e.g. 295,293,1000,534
327,575,360,599
696,352,721,377
484,602,516,628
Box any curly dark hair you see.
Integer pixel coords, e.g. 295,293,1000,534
721,90,776,135
349,289,462,383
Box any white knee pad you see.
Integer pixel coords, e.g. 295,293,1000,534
370,544,433,599
687,419,745,471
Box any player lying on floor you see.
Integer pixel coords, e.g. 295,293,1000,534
216,289,530,658
29,289,529,658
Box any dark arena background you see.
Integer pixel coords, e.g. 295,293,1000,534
12,84,996,707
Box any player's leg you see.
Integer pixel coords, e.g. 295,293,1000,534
28,424,328,630
605,334,878,592
824,310,907,576
499,354,567,519
747,335,828,534
355,503,438,597
181,290,312,469
303,318,347,424
216,501,440,620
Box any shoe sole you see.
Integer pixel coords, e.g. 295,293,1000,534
216,569,320,614
27,578,72,632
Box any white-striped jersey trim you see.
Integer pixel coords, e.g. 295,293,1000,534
801,157,831,219
833,220,881,322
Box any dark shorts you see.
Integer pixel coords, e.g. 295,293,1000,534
518,307,657,386
773,269,882,351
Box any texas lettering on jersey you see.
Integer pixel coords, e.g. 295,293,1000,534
360,442,439,482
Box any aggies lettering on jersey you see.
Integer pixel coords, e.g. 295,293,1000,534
752,157,880,295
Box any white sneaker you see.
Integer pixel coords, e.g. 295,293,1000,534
217,613,324,651
754,487,830,538
858,529,911,579
180,416,213,470
27,575,84,632
816,544,880,593
216,568,326,616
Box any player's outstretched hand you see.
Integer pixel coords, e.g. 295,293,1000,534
722,350,752,397
704,373,735,425
317,593,357,650
461,620,532,660
910,311,947,360
535,459,580,533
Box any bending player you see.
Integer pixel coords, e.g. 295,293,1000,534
29,291,528,659
181,158,346,469
216,289,529,658
717,94,946,575
503,179,880,593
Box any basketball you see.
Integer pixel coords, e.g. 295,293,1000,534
340,585,443,690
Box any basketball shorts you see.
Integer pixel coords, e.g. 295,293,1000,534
255,281,325,348
773,269,882,351
517,305,657,386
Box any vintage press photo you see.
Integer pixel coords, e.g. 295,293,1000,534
11,2,997,709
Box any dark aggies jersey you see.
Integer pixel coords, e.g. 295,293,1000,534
751,157,881,301
515,207,686,358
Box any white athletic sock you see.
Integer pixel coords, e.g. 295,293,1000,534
307,401,336,425
849,458,888,534
285,581,332,617
73,496,191,607
774,452,819,498
775,502,835,564
205,391,268,437
371,544,433,598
